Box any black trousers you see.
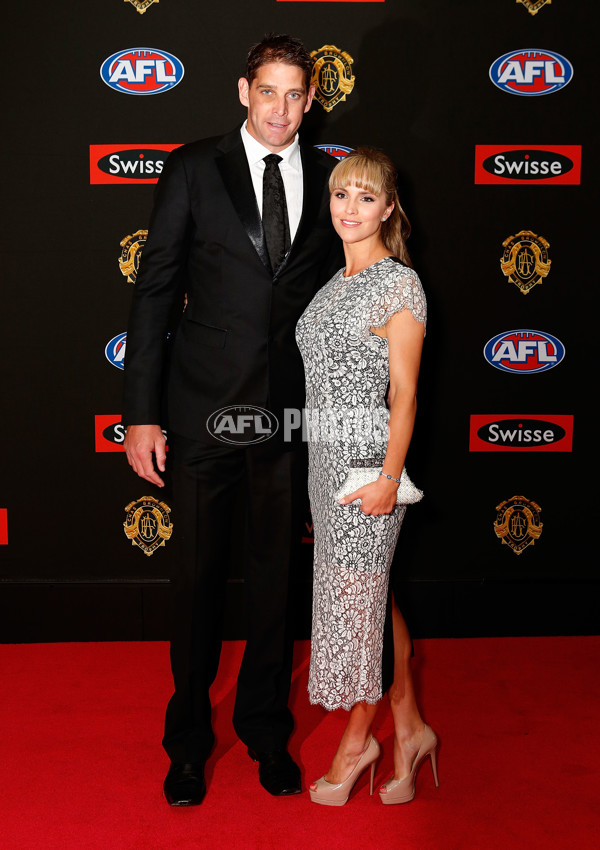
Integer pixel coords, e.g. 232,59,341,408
163,433,296,764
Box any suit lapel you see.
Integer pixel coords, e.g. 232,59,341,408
274,143,329,280
215,130,270,271
215,132,331,280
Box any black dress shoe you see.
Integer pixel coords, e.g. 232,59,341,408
247,747,301,796
163,762,207,806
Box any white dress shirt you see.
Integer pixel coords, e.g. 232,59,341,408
240,120,303,243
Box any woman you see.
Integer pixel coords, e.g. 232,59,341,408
296,148,438,806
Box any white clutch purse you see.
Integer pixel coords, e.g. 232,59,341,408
334,459,424,506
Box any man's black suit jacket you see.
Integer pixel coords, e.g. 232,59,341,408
123,127,341,442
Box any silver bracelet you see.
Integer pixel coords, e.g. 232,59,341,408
380,472,401,484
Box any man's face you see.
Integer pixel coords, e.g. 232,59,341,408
238,62,315,153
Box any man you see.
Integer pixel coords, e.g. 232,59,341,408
123,34,342,805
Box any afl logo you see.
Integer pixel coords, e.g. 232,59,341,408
489,49,573,96
100,48,184,95
206,406,279,445
315,144,354,161
484,330,565,374
105,333,127,370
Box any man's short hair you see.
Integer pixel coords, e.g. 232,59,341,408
245,34,313,91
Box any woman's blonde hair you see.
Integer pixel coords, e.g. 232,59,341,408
328,147,412,267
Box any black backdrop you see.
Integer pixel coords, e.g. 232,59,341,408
1,0,597,641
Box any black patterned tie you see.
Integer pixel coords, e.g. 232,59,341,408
262,154,291,275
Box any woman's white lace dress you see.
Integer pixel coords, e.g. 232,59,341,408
296,257,426,710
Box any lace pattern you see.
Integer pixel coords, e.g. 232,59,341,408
296,257,426,711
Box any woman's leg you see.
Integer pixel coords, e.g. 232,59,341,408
310,701,380,788
383,596,425,784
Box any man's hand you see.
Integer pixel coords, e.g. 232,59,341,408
124,424,167,488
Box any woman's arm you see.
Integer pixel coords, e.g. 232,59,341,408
340,308,425,515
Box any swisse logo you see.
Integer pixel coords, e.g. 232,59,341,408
95,415,127,452
470,415,574,453
484,420,563,444
89,145,181,184
100,48,184,95
315,144,354,160
105,333,127,370
490,49,573,96
206,406,278,445
483,330,565,374
488,150,571,179
0,508,7,545
475,145,581,185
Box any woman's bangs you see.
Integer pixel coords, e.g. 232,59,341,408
329,156,385,197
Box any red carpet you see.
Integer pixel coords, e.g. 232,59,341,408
1,637,599,849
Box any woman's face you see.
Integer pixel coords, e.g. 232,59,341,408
329,182,393,247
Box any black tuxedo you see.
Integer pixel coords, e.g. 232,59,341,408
123,128,341,763
124,128,340,439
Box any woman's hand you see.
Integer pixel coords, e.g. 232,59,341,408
339,477,398,515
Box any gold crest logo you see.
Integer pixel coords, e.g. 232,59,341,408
494,495,543,555
516,0,552,16
124,0,159,14
124,496,173,556
310,45,355,113
119,230,148,283
500,230,551,295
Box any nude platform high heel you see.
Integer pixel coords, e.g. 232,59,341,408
379,724,439,805
309,736,380,806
